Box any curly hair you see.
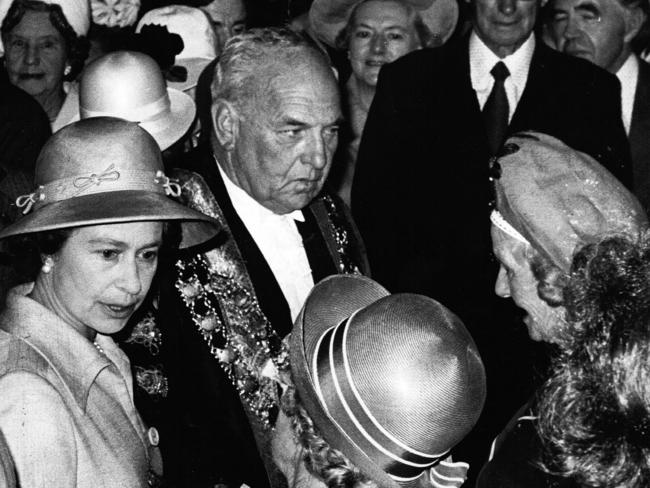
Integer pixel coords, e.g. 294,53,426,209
537,235,650,488
528,246,569,308
334,0,438,50
280,385,376,488
1,0,89,80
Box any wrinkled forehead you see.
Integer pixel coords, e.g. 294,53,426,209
256,51,337,92
551,0,608,12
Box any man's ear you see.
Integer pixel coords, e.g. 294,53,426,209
212,100,239,151
623,6,646,44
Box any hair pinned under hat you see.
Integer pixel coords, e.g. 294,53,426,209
0,117,219,249
291,275,486,488
493,132,648,272
0,0,91,55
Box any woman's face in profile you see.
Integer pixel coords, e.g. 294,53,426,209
491,224,563,344
47,221,163,339
3,10,68,100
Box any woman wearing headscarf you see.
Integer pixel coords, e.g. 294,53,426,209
477,132,648,486
0,117,218,487
0,0,89,129
536,235,650,488
272,274,487,488
307,0,457,206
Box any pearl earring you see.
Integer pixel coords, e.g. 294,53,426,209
41,258,54,274
63,65,71,77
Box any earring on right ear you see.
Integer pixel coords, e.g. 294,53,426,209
41,257,54,274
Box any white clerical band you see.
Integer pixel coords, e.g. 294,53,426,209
490,210,530,245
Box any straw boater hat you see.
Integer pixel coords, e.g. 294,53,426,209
491,132,649,273
136,5,219,93
77,51,196,151
309,0,458,48
0,0,90,55
291,274,486,488
0,117,219,248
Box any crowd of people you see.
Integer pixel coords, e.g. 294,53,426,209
0,0,649,486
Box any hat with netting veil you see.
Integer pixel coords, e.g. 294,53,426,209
492,132,648,273
0,117,219,248
290,275,486,488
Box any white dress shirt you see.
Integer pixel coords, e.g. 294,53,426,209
616,53,639,135
218,163,314,322
469,32,536,122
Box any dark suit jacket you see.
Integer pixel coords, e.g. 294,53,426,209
352,35,632,478
630,58,650,213
159,146,368,488
475,399,579,488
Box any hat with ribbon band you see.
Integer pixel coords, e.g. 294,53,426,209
77,51,196,151
291,275,486,488
0,117,219,249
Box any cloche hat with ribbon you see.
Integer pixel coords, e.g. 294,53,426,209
77,50,196,151
0,117,219,249
290,274,486,488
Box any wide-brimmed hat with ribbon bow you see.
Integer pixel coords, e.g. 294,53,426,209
77,50,196,151
290,274,486,488
309,0,459,48
0,117,219,249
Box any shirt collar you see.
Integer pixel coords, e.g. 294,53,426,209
469,31,535,93
216,159,305,223
616,53,639,92
616,53,639,134
0,283,129,411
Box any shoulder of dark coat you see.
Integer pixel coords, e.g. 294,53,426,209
537,44,619,88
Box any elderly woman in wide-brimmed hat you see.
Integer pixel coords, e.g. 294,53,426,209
477,132,648,487
272,274,487,488
0,0,90,128
308,0,458,205
0,117,218,487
